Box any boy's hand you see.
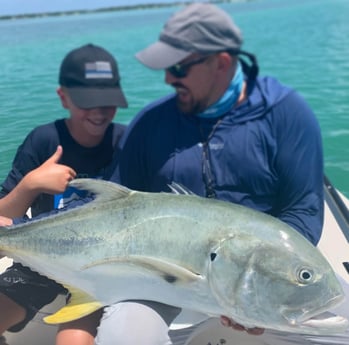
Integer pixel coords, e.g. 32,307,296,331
26,146,76,194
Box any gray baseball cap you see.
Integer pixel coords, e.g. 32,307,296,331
135,3,243,69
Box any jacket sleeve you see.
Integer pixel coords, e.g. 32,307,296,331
273,91,324,245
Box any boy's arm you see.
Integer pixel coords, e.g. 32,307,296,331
0,146,76,219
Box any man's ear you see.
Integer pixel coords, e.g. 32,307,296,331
217,52,235,73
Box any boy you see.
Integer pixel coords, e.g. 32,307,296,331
0,43,128,338
0,43,127,216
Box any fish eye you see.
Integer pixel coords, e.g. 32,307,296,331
297,268,314,283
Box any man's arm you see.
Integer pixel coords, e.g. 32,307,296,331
274,91,324,245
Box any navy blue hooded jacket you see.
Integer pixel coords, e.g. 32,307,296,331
114,76,324,245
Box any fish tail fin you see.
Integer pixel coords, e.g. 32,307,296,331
43,286,103,324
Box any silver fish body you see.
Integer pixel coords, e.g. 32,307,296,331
0,179,347,334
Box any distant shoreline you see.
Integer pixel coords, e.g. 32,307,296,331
0,0,238,21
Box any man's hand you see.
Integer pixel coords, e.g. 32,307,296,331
220,316,264,335
0,216,13,227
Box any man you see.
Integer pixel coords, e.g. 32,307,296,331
116,3,323,245
104,3,323,344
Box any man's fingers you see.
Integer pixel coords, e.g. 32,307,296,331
220,316,264,335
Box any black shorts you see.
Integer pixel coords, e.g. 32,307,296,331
0,262,69,332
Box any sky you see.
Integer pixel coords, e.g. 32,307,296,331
0,0,176,16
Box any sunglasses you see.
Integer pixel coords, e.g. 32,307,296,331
166,56,209,78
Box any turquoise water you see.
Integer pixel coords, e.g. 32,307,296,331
0,0,348,196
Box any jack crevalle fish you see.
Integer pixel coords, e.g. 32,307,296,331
0,178,347,334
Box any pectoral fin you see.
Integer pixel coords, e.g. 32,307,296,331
136,256,203,284
44,287,103,324
83,255,203,284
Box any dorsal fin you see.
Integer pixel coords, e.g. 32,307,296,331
168,182,196,195
69,178,133,203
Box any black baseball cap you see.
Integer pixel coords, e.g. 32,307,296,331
59,44,128,109
135,3,243,69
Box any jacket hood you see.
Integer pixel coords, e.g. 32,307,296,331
225,76,293,124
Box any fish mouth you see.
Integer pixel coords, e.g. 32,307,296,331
297,293,344,323
300,314,348,331
282,294,349,333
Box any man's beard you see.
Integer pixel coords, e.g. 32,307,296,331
176,93,204,116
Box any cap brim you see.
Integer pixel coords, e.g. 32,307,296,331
135,41,191,69
67,87,128,109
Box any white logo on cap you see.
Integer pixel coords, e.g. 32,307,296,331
85,61,113,79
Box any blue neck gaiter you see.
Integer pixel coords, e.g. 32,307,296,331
197,62,243,119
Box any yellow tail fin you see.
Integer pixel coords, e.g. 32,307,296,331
44,287,103,324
